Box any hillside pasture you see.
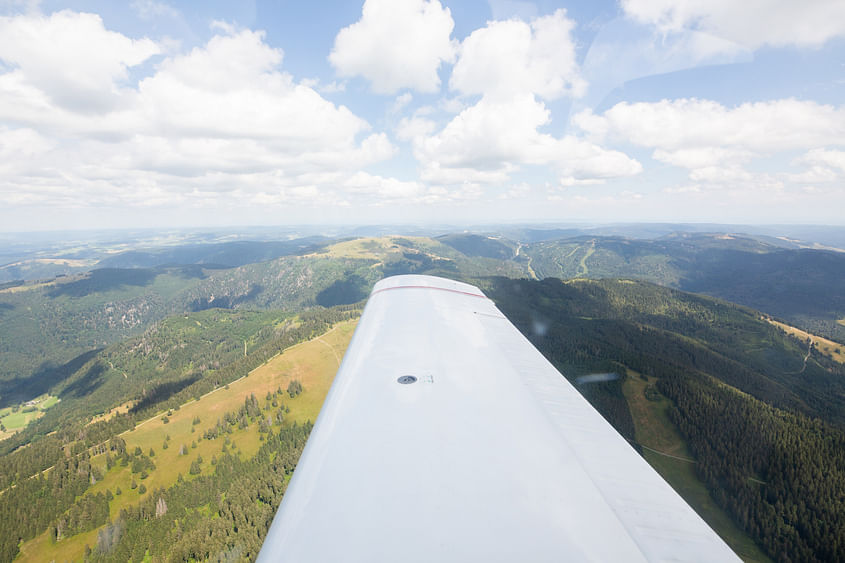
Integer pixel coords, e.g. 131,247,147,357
16,319,357,563
768,318,845,364
0,395,59,439
309,237,395,259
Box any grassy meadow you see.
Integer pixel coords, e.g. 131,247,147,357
309,236,395,259
767,318,845,364
0,395,59,440
308,235,456,262
622,370,771,563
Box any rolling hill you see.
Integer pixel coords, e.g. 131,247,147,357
517,232,845,342
0,236,528,408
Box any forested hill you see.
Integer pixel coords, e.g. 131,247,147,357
436,233,516,259
483,277,845,562
0,235,332,283
0,236,527,408
0,303,359,562
0,266,210,405
94,237,330,269
4,231,844,414
518,233,845,342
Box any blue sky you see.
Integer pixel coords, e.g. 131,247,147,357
0,0,843,231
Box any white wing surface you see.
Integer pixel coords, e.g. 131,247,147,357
257,274,741,562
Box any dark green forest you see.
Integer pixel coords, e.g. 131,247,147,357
520,233,845,342
485,277,845,562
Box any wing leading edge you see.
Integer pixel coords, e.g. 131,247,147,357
257,274,740,562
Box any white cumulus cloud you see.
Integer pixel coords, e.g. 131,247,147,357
406,8,618,188
330,0,456,94
0,10,160,113
396,115,437,142
344,171,425,201
621,0,845,49
789,148,845,184
575,98,845,155
0,13,402,215
414,94,640,186
574,98,845,198
450,9,585,100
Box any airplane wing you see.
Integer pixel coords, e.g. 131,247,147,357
257,274,741,562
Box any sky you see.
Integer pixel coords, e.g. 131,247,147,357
0,0,844,231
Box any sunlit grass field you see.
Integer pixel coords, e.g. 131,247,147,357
0,395,59,440
307,235,450,262
767,318,845,364
308,236,395,259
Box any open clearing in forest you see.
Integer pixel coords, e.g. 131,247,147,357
17,319,357,563
622,370,771,563
86,400,135,427
0,280,56,294
306,235,447,263
0,395,59,440
308,237,396,259
576,241,595,277
767,318,845,364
